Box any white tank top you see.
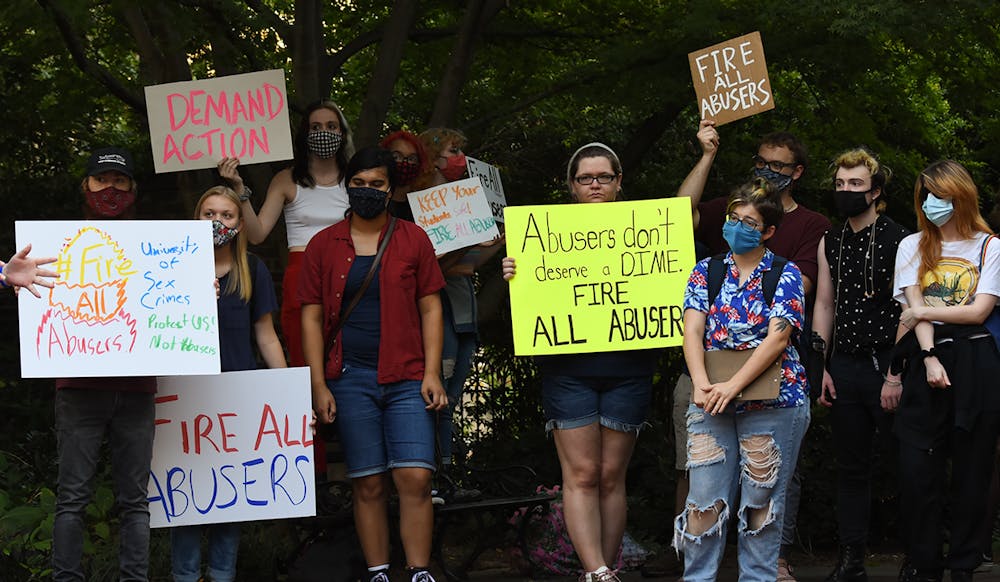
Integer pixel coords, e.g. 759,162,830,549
284,182,349,248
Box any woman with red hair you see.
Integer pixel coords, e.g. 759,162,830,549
892,160,1000,581
380,130,431,222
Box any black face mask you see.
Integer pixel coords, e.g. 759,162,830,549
347,186,389,219
834,189,874,218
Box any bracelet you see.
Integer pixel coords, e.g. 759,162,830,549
239,185,252,202
920,348,938,360
883,378,902,387
0,261,7,288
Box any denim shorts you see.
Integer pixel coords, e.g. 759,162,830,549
328,365,436,478
541,374,652,434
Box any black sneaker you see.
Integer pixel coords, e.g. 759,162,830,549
410,568,436,582
369,569,390,582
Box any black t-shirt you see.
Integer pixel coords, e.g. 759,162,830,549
824,215,909,354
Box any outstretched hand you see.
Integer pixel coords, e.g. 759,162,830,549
3,244,59,298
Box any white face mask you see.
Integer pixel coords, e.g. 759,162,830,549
921,192,954,227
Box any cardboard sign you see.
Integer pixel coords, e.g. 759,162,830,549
145,69,293,173
466,157,507,223
149,368,316,528
688,31,774,125
15,221,219,377
407,177,501,254
504,199,695,355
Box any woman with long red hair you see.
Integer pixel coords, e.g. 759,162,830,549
892,160,1000,581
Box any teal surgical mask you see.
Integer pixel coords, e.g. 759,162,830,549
722,219,763,254
921,192,954,227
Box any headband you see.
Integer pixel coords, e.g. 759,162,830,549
566,142,621,185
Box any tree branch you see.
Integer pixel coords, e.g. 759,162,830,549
37,0,145,113
243,0,295,52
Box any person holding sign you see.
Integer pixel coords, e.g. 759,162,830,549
170,185,286,582
1,244,59,297
53,147,157,581
890,161,1000,582
501,143,656,582
218,100,354,369
418,127,506,485
675,179,809,581
812,149,909,581
300,147,447,582
380,130,430,222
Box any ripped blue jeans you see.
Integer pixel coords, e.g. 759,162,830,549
673,403,809,581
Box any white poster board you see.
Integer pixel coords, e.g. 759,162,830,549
406,177,501,254
466,157,507,223
144,69,293,173
15,221,220,377
149,367,316,528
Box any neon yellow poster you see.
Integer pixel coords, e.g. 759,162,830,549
505,198,695,355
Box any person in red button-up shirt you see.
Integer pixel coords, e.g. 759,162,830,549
299,146,447,582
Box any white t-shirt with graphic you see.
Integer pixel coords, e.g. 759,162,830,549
894,231,1000,310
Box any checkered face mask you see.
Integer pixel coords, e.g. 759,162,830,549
307,130,343,159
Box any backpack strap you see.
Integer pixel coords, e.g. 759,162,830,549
707,252,788,307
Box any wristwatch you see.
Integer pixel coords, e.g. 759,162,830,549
239,185,252,202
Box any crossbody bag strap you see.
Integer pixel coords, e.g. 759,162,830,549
326,216,397,352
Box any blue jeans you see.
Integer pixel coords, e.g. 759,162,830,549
328,365,436,478
170,523,241,582
674,403,809,581
52,389,155,582
439,330,477,464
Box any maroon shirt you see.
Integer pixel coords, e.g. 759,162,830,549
56,377,156,392
299,218,446,383
694,196,831,286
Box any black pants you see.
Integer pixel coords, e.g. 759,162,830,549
828,349,895,546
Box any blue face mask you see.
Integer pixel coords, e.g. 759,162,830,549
921,192,954,227
753,166,794,193
722,219,763,255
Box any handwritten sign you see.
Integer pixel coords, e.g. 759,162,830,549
688,31,774,126
407,177,501,254
15,221,219,377
144,69,293,173
149,368,316,528
466,157,507,223
504,199,695,355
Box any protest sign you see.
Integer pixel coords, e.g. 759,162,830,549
145,69,293,173
688,31,774,126
149,367,316,528
466,157,507,223
407,177,501,254
15,220,219,377
504,198,695,355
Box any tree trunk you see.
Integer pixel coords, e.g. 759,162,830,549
292,0,326,106
426,0,506,128
354,0,420,148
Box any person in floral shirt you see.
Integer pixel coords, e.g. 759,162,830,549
673,178,810,581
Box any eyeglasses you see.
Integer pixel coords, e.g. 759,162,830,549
726,213,763,231
392,152,420,165
752,155,798,173
574,174,619,185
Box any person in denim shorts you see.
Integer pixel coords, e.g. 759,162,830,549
502,143,658,582
675,179,809,581
300,147,448,582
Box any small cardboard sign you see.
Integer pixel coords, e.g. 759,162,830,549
504,198,696,356
149,368,316,528
15,220,220,377
407,177,501,255
466,157,507,223
144,69,294,173
688,31,774,126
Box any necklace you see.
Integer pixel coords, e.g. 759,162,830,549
835,216,879,308
783,201,798,213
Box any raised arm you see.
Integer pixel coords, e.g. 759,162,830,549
219,158,293,245
676,119,719,230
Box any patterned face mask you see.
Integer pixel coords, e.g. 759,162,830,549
347,187,389,219
85,187,136,217
307,130,343,159
212,219,239,247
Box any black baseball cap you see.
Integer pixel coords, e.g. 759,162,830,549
86,147,134,179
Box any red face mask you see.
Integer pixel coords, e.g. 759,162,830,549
395,160,420,185
86,187,136,217
439,153,467,182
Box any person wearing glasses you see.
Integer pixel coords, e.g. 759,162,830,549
675,178,809,581
217,100,355,370
891,161,1000,582
380,130,430,222
677,120,829,580
502,143,657,582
